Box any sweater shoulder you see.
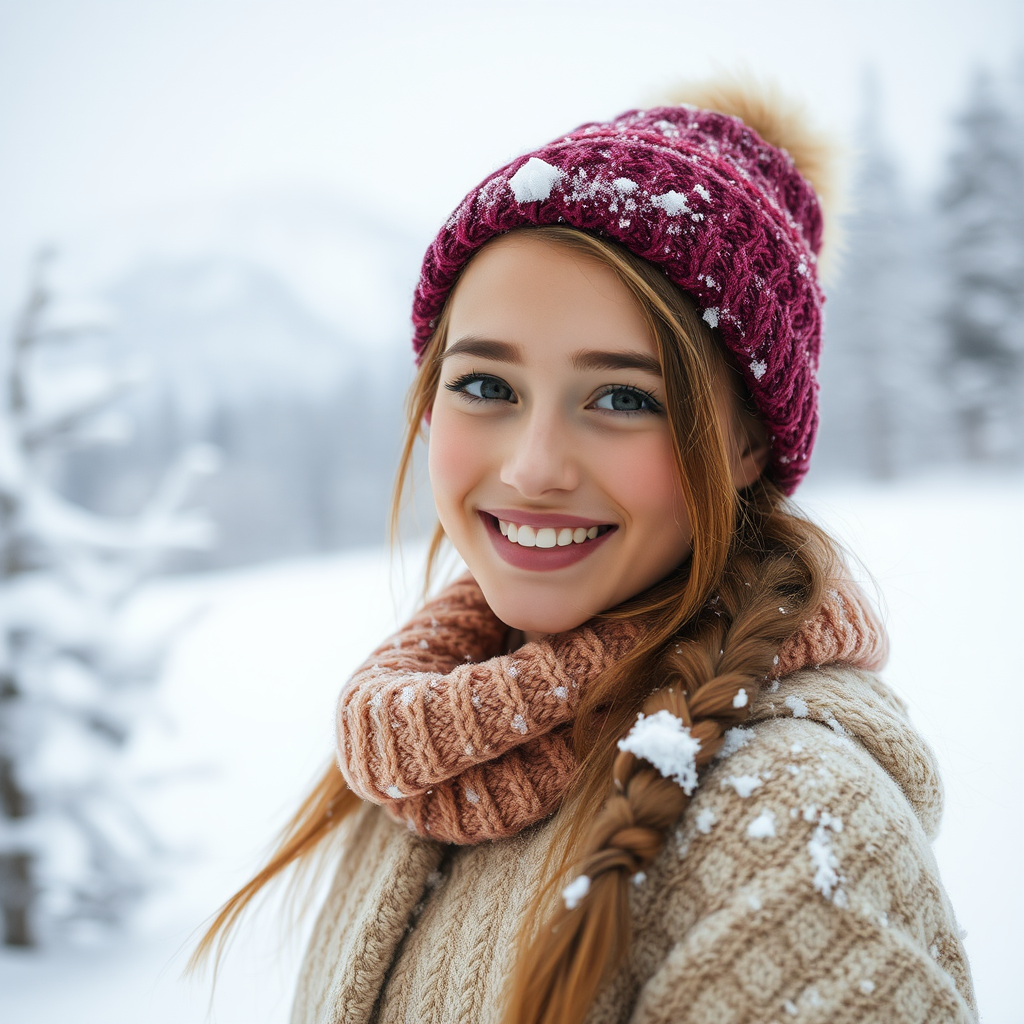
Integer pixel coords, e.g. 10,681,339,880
615,692,976,1022
748,663,945,838
663,701,932,919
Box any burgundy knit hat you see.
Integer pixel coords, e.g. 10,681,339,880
412,104,826,493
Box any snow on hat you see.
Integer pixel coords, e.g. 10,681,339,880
412,103,827,493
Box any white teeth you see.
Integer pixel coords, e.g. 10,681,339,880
497,518,608,549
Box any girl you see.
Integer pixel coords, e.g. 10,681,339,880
194,81,977,1023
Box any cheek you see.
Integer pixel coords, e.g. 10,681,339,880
604,434,690,535
427,407,484,520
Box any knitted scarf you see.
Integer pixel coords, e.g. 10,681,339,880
336,575,887,845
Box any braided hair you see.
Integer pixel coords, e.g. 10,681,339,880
503,488,836,1024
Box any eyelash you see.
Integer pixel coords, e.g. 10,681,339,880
592,383,663,415
443,372,663,415
444,372,517,405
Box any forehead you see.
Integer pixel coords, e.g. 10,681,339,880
445,232,656,360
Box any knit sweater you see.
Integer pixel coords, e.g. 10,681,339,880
292,666,976,1023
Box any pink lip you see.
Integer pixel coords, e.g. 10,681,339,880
478,512,617,572
482,508,612,529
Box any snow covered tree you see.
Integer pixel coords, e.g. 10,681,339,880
0,253,219,947
936,69,1024,463
816,73,936,478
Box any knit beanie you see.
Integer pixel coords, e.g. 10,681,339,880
411,99,829,494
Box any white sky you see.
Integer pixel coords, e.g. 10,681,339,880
1,0,1022,317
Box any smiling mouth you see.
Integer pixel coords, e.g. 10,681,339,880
486,514,616,549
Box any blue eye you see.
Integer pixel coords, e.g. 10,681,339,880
592,386,662,414
445,373,517,403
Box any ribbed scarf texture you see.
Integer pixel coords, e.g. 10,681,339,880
336,576,888,845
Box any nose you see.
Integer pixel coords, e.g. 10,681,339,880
499,408,579,498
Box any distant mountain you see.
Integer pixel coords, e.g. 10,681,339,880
79,191,426,407
105,255,359,421
45,193,426,569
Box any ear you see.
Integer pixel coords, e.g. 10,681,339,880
423,406,433,427
730,424,771,490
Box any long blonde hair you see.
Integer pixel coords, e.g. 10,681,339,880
189,226,842,1024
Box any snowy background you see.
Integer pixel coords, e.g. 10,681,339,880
1,0,1023,1021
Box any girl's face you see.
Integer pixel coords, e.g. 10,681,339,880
427,232,694,640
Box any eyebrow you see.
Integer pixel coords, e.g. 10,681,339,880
441,337,523,364
570,349,662,375
441,336,663,376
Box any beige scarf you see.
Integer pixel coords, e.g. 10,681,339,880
336,575,887,844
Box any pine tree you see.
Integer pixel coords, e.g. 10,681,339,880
937,69,1024,463
817,73,934,479
0,253,218,946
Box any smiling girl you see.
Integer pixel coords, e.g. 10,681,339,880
193,82,976,1023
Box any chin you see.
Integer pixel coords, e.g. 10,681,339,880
477,580,599,638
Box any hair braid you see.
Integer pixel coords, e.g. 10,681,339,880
504,496,835,1024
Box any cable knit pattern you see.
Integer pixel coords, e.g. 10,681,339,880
296,663,977,1024
336,575,887,844
412,105,826,492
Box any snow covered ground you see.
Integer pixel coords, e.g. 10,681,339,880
1,473,1021,1023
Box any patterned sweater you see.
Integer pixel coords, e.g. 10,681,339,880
291,665,976,1023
